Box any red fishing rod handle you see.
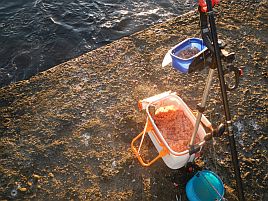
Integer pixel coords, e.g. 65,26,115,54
198,0,220,12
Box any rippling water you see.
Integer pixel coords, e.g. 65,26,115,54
0,0,193,87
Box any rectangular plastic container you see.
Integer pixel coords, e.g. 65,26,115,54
170,38,207,73
131,92,212,169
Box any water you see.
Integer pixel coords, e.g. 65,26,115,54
0,0,193,87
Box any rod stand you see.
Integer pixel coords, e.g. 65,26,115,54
198,0,245,200
189,67,216,146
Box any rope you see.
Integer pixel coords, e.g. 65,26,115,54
199,172,225,200
212,136,218,172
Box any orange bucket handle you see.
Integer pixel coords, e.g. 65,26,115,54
131,120,168,167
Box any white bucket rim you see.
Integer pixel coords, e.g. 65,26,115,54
145,94,206,156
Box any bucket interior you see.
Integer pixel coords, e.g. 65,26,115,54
187,170,224,201
149,96,205,153
172,39,206,60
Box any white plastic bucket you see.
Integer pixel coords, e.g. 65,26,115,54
146,94,208,169
131,92,211,169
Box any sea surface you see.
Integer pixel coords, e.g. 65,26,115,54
0,0,193,87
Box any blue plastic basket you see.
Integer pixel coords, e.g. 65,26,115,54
170,38,207,73
186,170,225,201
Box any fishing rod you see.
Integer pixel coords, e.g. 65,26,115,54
133,0,245,200
198,0,245,200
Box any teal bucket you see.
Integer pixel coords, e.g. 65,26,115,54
186,170,224,201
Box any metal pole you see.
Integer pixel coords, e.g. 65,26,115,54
204,0,245,200
189,68,215,146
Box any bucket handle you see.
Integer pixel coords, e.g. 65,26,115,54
131,119,168,167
